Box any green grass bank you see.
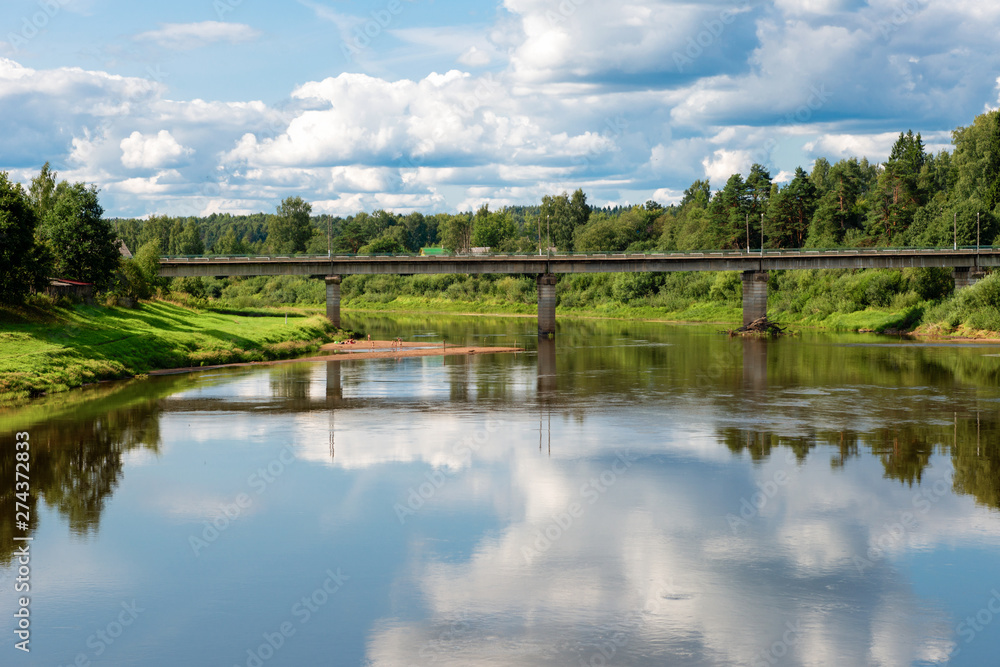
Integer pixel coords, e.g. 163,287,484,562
334,268,1000,336
0,299,342,403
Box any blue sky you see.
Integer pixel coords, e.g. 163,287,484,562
2,0,999,217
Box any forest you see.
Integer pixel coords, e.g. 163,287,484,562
2,109,998,332
108,109,999,259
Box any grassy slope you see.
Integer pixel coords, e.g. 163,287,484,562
0,300,339,402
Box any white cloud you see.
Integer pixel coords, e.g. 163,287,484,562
4,0,1000,217
120,130,194,169
135,22,261,50
702,148,753,184
458,46,491,67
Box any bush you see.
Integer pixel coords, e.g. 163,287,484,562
709,272,741,303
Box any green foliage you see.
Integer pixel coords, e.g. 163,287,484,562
612,272,663,302
441,213,473,252
471,205,517,250
766,167,816,248
0,172,49,304
114,240,165,301
38,181,119,289
268,196,313,253
28,162,57,219
540,189,589,251
925,272,1000,332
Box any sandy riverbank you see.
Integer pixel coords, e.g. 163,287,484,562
148,340,525,375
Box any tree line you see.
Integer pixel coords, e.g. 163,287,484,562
112,109,1000,261
0,164,163,306
3,109,998,307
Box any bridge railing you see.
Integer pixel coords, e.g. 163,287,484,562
159,245,1000,261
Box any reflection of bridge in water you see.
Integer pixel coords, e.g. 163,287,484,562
160,249,998,333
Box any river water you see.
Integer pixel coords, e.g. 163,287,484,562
2,315,1000,666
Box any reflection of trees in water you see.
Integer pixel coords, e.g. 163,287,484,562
951,416,1000,510
0,400,162,565
719,428,813,462
722,413,1000,510
867,427,937,486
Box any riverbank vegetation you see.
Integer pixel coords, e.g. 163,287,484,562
2,110,999,398
0,300,342,402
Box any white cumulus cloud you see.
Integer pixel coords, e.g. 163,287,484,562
120,130,194,169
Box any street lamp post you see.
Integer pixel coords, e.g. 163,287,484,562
760,213,764,257
547,215,551,259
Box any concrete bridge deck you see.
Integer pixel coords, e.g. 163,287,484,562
160,247,1000,278
158,248,997,335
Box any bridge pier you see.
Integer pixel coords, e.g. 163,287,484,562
742,270,768,326
537,338,557,394
325,361,342,399
537,274,557,337
953,267,986,290
325,276,341,328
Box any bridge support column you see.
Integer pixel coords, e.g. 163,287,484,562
537,274,557,337
742,270,768,326
953,267,986,290
325,276,341,328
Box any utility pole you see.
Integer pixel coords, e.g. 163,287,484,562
328,218,332,257
746,214,750,252
760,213,764,257
954,211,957,251
547,215,551,259
537,216,541,256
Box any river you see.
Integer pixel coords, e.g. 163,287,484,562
2,315,999,666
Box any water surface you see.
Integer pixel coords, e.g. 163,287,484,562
2,315,1000,666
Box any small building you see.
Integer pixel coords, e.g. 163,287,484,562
46,279,95,304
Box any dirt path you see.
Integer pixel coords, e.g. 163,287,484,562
148,340,525,376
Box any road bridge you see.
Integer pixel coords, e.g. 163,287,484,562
159,248,998,335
